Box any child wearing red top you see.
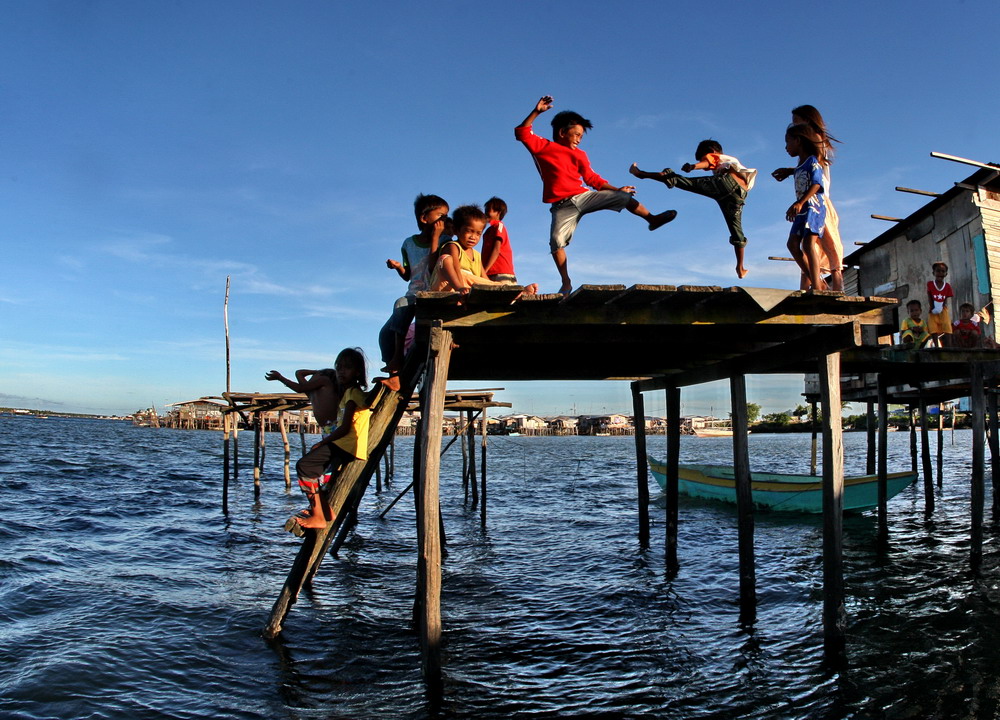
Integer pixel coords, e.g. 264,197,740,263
481,197,518,283
927,261,953,347
515,95,677,295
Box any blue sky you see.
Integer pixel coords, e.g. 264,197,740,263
3,1,999,417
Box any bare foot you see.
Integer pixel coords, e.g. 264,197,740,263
629,162,646,179
737,266,749,279
648,210,677,231
376,375,401,392
295,513,330,529
523,283,538,295
558,283,572,296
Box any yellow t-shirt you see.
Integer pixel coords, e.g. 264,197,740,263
430,241,483,290
333,386,372,460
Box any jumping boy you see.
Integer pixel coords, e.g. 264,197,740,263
378,194,449,387
630,139,756,279
515,95,677,295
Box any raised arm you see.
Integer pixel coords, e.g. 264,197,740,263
517,95,553,129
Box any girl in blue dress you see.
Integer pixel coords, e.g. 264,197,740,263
783,124,828,291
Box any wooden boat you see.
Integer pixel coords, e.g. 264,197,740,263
647,457,917,513
692,427,734,438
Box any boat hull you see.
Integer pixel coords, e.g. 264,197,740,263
648,459,917,513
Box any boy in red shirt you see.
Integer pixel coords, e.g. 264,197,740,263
481,197,518,283
516,95,677,295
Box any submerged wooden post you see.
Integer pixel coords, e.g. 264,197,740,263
989,391,1000,520
810,400,819,476
665,386,681,575
461,413,469,502
233,415,240,480
730,374,756,622
417,325,451,690
298,409,307,456
480,409,488,529
819,353,846,661
866,400,876,475
919,392,934,514
279,410,291,490
253,412,263,502
468,410,479,509
970,363,985,572
877,376,889,546
909,405,918,474
222,411,231,514
632,384,649,546
937,404,945,487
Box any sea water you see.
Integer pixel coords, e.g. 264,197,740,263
2,417,1000,719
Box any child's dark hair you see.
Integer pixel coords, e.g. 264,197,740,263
550,110,593,137
785,124,825,163
695,139,723,159
960,302,975,313
484,196,507,220
906,299,922,310
335,347,368,390
932,261,948,273
452,204,487,230
414,194,449,224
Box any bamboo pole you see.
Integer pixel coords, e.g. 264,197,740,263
730,375,756,623
665,386,681,575
279,411,291,490
417,325,451,690
819,353,846,662
970,364,985,573
631,384,649,547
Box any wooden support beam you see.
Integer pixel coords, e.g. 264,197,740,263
222,412,230,515
896,186,941,198
468,410,479,508
866,401,876,475
417,324,452,690
253,412,263,502
871,214,903,222
909,405,918,474
919,391,935,514
937,404,944,488
665,387,681,576
480,409,488,529
632,384,650,547
970,363,985,573
279,410,291,490
810,400,819,477
730,375,756,623
930,151,999,170
877,376,889,546
989,392,1000,520
819,353,846,662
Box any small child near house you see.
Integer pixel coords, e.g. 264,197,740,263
900,299,930,348
630,139,757,279
516,95,677,295
378,194,449,386
952,302,982,348
481,197,519,284
430,204,538,295
926,261,954,347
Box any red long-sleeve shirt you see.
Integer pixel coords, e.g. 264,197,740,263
515,124,608,204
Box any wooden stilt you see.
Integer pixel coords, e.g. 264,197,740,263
389,435,395,484
298,409,307,456
233,415,240,480
970,363,985,572
877,375,889,546
375,454,382,493
937,404,945,487
461,412,469,503
989,390,1000,520
468,410,479,509
730,375,756,623
866,400,876,475
819,353,846,662
279,410,291,490
632,384,649,547
810,400,819,476
919,391,934,514
253,412,263,502
665,386,681,575
480,408,488,529
909,405,918,474
222,412,230,514
417,325,451,689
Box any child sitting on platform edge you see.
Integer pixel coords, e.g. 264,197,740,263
630,139,756,279
900,299,930,348
482,196,520,284
431,204,538,296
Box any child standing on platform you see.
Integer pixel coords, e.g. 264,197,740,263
482,197,519,284
431,205,538,295
900,299,930,347
927,261,953,347
379,194,449,385
515,95,677,295
288,348,374,530
783,124,827,291
630,139,756,279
